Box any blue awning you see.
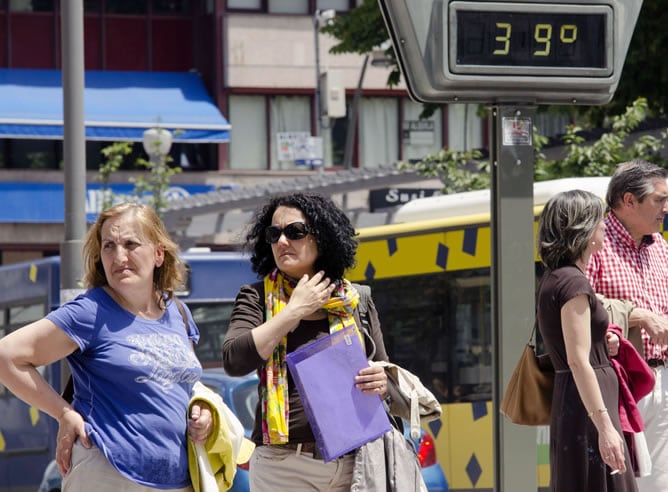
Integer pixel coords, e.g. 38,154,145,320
0,69,230,143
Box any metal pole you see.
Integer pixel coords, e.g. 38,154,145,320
490,105,537,492
341,54,369,210
60,0,86,302
313,10,322,138
342,54,368,171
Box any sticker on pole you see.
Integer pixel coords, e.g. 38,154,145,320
502,117,532,146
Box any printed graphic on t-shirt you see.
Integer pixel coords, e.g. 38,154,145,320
127,333,199,392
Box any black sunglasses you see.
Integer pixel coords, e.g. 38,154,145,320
265,222,310,244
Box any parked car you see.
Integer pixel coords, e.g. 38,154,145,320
39,368,448,492
407,424,449,492
198,368,259,492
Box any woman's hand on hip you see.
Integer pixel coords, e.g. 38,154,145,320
56,408,90,476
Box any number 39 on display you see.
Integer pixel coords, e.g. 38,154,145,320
493,23,577,57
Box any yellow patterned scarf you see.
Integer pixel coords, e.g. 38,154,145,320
261,269,362,444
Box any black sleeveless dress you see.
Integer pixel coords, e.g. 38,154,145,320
537,265,637,492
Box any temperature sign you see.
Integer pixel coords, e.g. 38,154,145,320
450,2,613,77
377,0,640,105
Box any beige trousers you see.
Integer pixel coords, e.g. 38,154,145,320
62,440,193,492
249,445,354,492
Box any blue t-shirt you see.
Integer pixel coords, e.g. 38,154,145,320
47,287,202,489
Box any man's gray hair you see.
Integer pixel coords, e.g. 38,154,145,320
606,160,668,210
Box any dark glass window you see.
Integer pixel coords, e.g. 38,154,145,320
105,0,147,14
9,0,53,12
368,269,492,404
9,0,53,11
7,140,59,169
83,0,101,12
153,0,192,15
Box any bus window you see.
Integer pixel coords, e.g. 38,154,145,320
366,267,492,405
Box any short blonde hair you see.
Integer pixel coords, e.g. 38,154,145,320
82,202,184,302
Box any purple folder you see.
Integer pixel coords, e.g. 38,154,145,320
286,325,392,462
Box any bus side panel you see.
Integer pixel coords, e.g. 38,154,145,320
180,254,257,302
0,364,59,492
440,401,493,491
350,226,492,281
351,217,551,490
0,258,61,491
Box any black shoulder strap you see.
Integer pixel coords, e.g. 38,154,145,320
354,283,376,359
355,283,371,325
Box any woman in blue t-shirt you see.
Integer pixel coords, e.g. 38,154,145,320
0,202,212,491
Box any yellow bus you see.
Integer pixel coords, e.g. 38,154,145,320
348,177,612,491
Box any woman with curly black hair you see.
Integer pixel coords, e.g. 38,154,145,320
222,192,391,491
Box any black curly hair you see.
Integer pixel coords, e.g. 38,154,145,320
245,192,358,280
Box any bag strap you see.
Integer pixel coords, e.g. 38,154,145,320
528,319,538,345
529,276,545,346
354,283,376,360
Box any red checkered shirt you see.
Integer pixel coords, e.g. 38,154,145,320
586,212,668,361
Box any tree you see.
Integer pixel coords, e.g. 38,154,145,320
400,98,668,193
534,98,668,181
131,143,181,217
98,141,133,211
97,130,181,215
322,0,401,85
585,0,668,125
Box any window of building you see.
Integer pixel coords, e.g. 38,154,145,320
228,95,267,170
402,99,442,162
105,0,147,14
268,0,308,14
227,0,353,14
269,95,310,170
447,103,483,151
153,0,192,15
7,139,59,169
535,111,571,139
316,0,350,11
227,0,261,10
359,97,399,168
84,0,101,12
329,114,346,167
9,0,53,11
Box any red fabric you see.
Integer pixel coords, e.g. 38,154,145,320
608,324,655,433
586,212,668,361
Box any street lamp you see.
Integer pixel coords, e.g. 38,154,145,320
142,127,173,159
142,127,173,215
313,9,336,138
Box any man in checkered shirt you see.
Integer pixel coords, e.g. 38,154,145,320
586,160,668,490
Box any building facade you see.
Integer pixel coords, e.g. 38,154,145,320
0,0,495,262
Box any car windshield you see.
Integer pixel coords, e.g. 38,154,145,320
231,382,258,432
